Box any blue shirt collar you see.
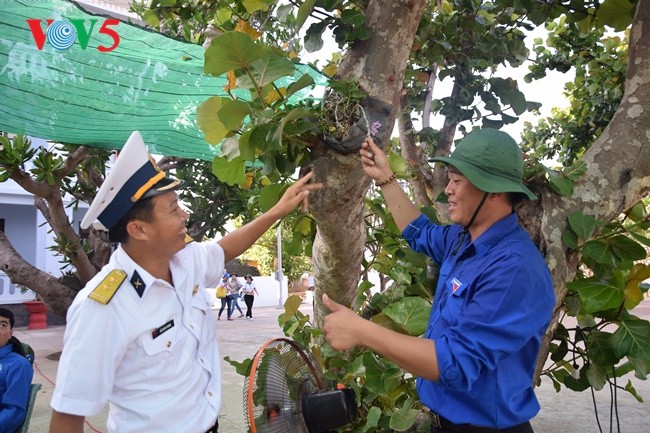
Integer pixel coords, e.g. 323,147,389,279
0,342,13,356
471,212,519,257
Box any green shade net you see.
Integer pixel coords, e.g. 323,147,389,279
0,0,324,161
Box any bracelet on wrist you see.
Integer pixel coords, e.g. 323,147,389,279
375,173,396,187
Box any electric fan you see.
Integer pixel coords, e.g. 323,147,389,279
244,337,356,433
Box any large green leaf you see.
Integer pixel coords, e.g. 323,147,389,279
286,74,316,99
587,330,620,365
597,0,635,31
211,156,246,186
242,0,271,13
509,89,527,115
566,280,624,314
610,317,650,359
608,235,647,261
568,211,597,240
582,239,619,266
295,0,316,32
204,32,266,76
238,127,256,161
236,53,296,89
586,363,607,390
271,108,313,146
360,406,382,433
389,397,420,432
197,97,251,144
363,352,389,394
258,183,286,212
382,297,431,336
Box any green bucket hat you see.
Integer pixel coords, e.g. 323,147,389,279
429,129,537,200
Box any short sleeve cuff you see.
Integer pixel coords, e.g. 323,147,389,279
51,393,105,417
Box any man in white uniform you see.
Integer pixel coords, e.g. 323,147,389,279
49,131,321,433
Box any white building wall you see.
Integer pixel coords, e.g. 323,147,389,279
0,137,89,304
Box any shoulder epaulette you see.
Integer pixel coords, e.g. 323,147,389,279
88,269,127,305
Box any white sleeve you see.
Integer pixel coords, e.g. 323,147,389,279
51,299,128,416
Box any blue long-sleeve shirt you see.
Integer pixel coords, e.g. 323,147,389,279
0,342,33,433
403,212,555,428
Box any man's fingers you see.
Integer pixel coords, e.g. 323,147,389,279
322,293,340,312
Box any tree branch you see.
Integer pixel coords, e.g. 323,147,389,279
59,146,90,178
0,230,76,316
398,96,434,207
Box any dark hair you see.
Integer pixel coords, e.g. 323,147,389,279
108,196,156,243
0,307,14,328
507,192,527,208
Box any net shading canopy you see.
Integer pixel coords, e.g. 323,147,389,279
0,0,324,161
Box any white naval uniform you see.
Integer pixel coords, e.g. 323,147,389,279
51,242,224,433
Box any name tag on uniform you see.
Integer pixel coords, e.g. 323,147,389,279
152,319,174,339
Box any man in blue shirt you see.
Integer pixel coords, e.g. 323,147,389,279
0,307,34,432
323,129,555,432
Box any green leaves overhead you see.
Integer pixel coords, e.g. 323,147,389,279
379,296,431,336
204,32,267,77
597,0,636,31
236,54,296,89
610,317,650,360
294,0,316,32
567,280,624,314
212,155,247,186
196,97,251,145
568,211,597,240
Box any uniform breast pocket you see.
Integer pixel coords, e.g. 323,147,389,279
191,293,216,339
440,277,471,325
141,318,182,379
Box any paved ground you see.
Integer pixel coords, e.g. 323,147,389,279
15,300,650,432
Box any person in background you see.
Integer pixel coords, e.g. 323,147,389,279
228,273,244,318
0,307,34,432
241,274,259,320
322,130,555,433
216,274,233,321
49,131,322,433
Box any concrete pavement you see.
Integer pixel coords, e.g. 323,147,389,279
14,300,650,432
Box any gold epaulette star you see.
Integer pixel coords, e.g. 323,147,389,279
88,270,127,305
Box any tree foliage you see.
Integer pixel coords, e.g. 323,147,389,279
135,1,650,430
0,0,647,430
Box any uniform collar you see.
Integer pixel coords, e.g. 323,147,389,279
115,246,160,298
472,212,519,257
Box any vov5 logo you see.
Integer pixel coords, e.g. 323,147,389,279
26,19,121,52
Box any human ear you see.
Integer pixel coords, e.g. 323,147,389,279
126,219,149,240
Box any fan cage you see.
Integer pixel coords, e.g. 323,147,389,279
244,338,327,433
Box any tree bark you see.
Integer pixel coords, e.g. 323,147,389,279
397,99,434,208
9,168,96,285
0,231,75,316
310,0,427,325
533,0,650,379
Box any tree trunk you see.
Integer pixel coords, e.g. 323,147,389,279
0,231,76,316
533,0,650,379
310,0,427,325
397,100,434,208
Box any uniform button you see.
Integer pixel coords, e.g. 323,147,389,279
200,357,205,363
166,341,172,347
190,324,195,329
208,391,213,397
